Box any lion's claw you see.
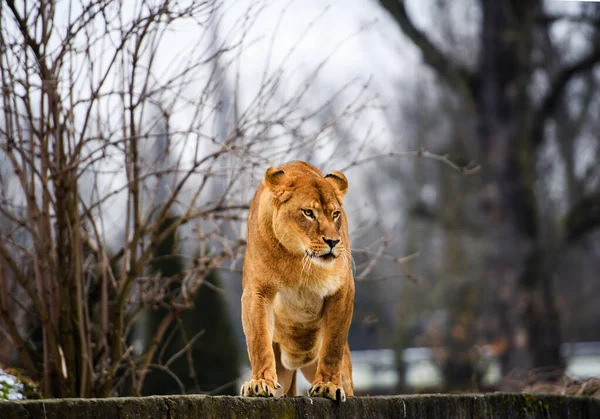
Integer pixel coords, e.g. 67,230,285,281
308,381,346,402
240,378,279,397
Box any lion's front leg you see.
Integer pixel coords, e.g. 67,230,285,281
308,286,354,402
240,287,280,397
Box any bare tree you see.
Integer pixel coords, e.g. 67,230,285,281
0,0,380,398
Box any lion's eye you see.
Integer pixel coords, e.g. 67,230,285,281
332,211,341,220
302,209,315,218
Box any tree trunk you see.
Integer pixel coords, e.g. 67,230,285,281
476,0,539,375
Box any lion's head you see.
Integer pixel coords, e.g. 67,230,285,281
262,162,348,266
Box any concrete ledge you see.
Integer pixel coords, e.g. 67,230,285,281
1,393,599,418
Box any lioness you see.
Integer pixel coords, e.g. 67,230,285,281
240,161,354,402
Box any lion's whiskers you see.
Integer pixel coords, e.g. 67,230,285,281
342,250,350,271
340,248,355,275
340,249,348,269
305,256,313,283
301,253,310,278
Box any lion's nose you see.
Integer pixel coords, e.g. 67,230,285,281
323,238,340,249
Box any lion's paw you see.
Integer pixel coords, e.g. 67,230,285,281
240,378,281,397
308,381,346,402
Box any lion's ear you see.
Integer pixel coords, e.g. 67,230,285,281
264,167,292,202
264,167,285,188
325,171,348,204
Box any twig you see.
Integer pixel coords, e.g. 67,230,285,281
340,148,481,175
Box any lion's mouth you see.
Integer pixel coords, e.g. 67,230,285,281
306,250,337,261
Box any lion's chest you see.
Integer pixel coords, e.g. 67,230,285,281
296,268,344,299
273,288,324,323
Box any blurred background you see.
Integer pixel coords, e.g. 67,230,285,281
1,0,599,399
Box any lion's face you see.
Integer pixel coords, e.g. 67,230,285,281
264,166,348,266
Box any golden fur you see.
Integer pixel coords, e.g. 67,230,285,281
240,161,354,401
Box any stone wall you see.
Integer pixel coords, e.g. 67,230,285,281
0,393,599,418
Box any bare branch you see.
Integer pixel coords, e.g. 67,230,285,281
535,13,600,27
531,45,600,148
340,147,481,175
378,0,478,99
